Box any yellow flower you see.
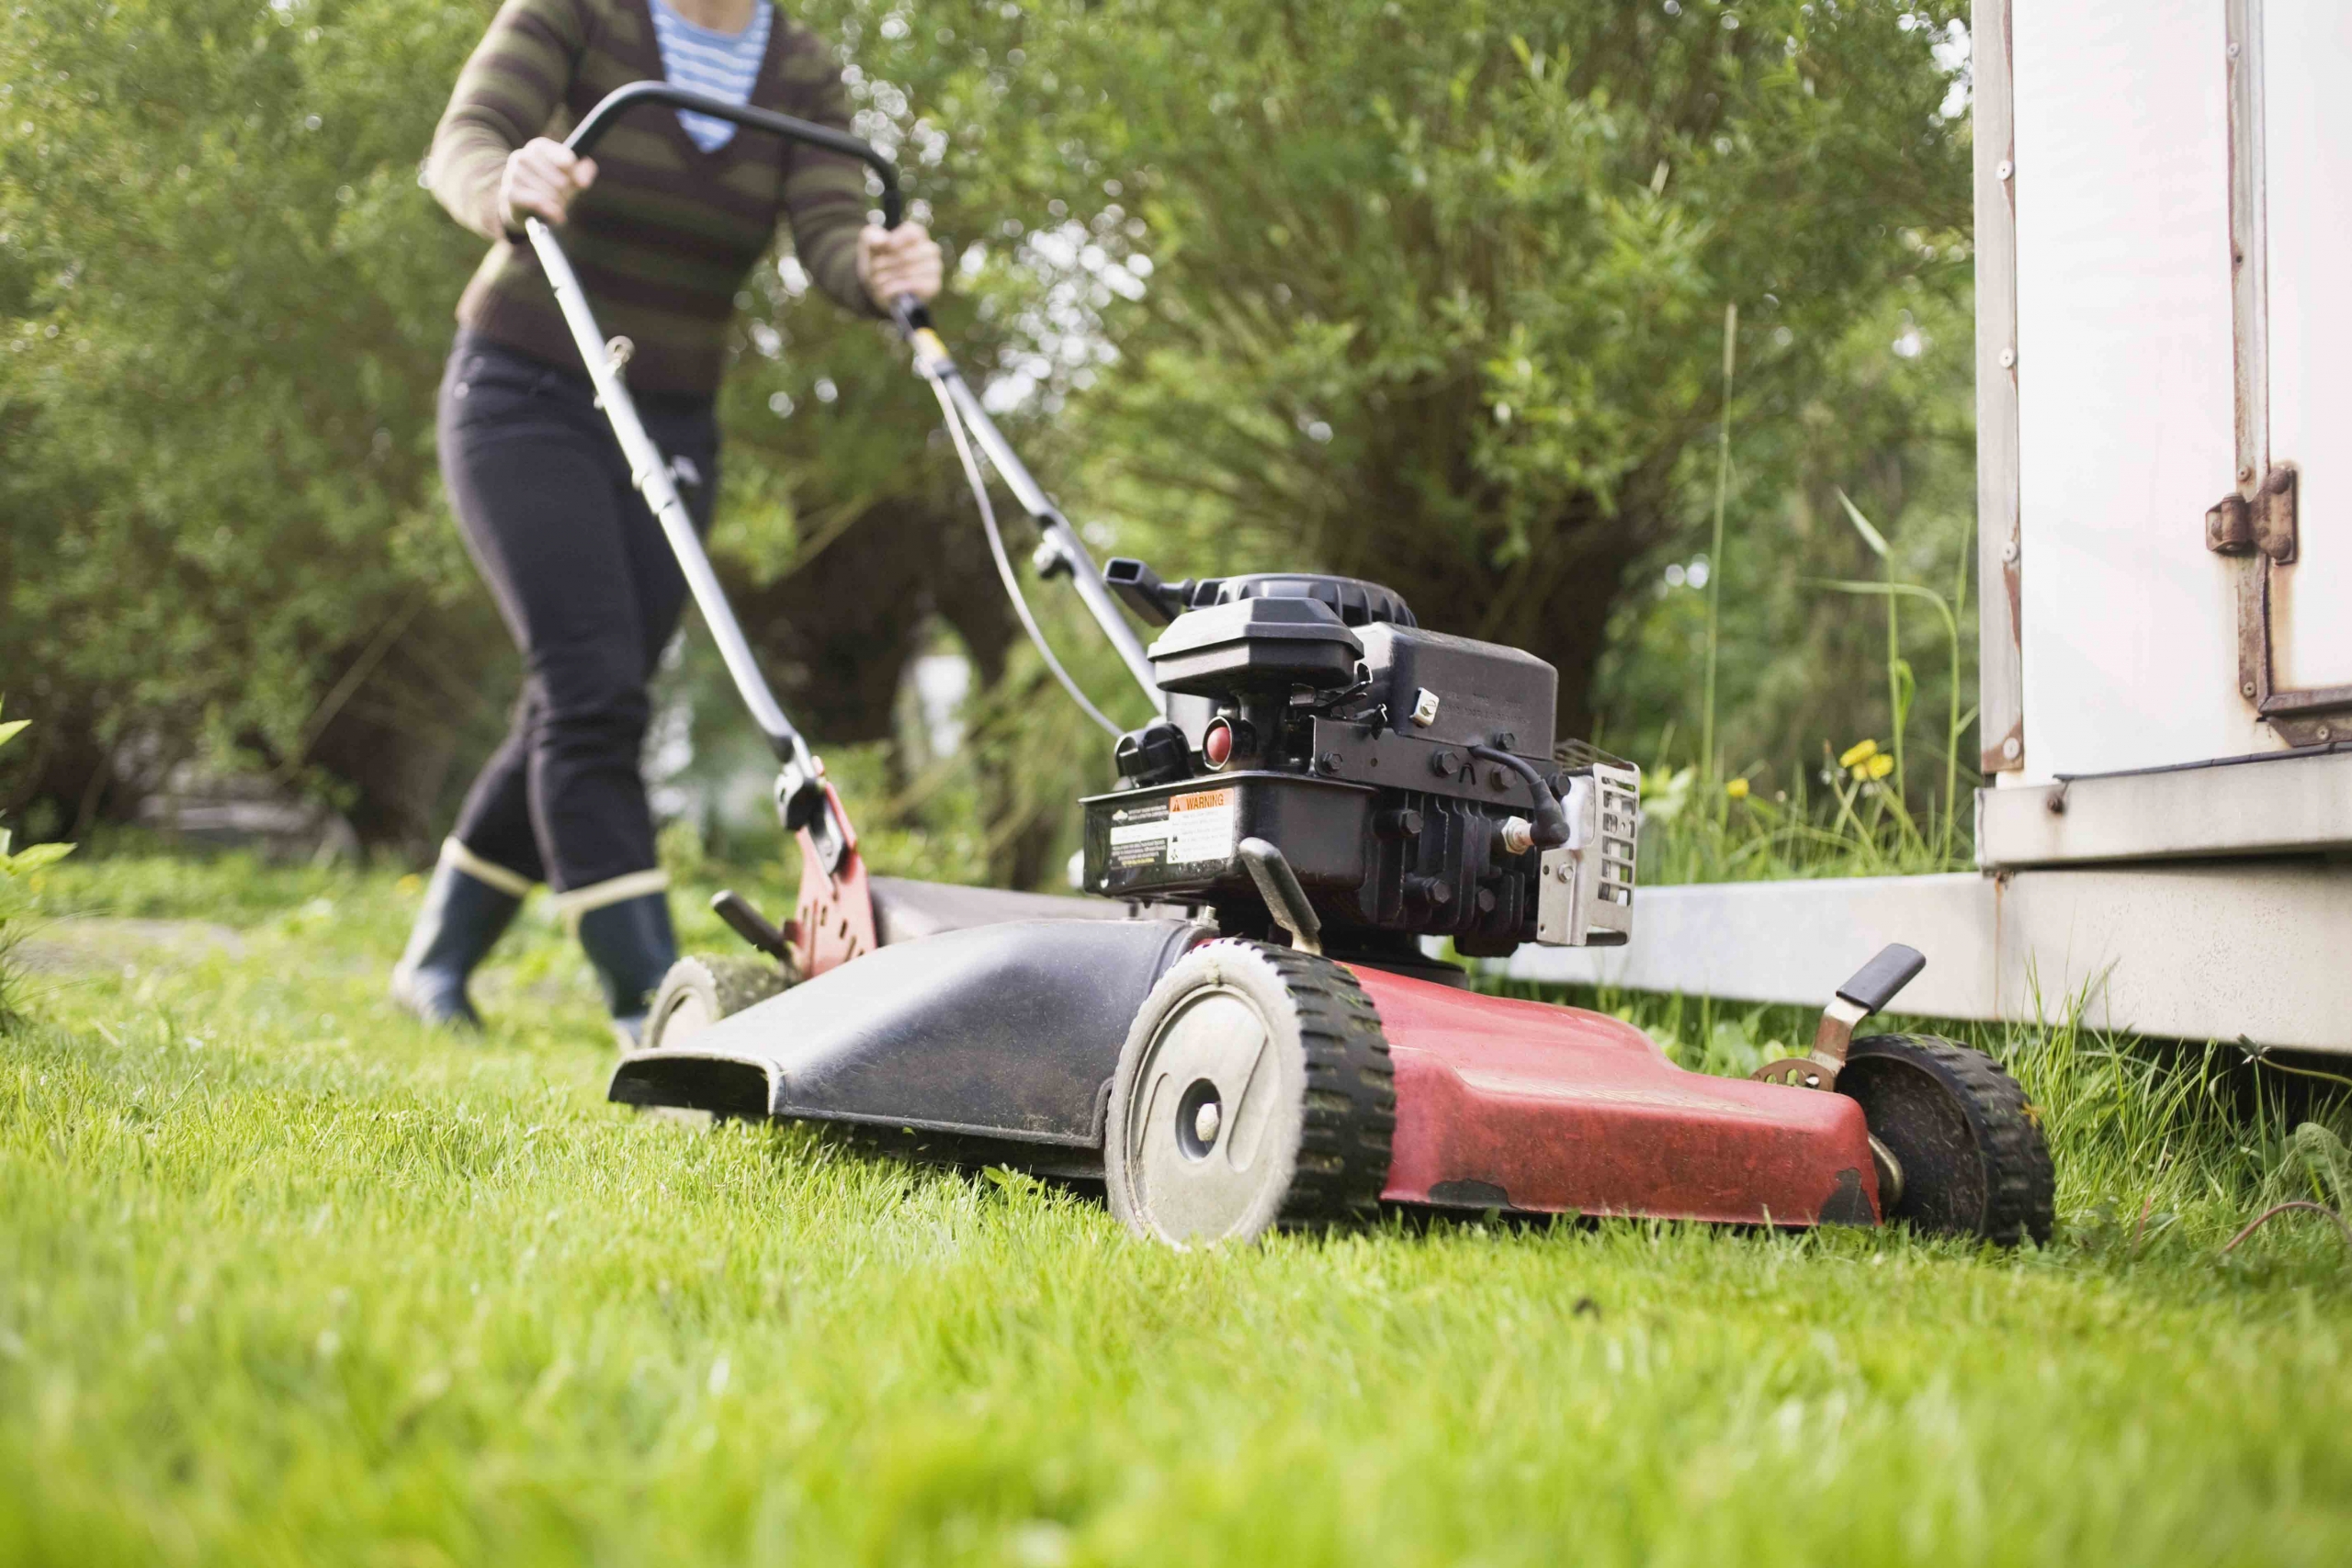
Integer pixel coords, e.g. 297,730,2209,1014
1838,738,1880,770
1725,778,1750,800
1866,752,1895,781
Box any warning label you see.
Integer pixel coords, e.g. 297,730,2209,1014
1105,788,1237,871
1166,789,1238,863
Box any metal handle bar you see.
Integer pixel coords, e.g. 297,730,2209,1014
525,84,912,867
557,82,1155,705
528,82,1159,849
560,80,904,230
558,82,1155,708
524,215,846,867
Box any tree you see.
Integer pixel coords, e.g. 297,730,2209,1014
5,0,1977,884
0,1,511,843
0,0,1072,865
912,0,1973,743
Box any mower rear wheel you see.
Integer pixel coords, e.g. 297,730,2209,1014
1836,1034,2053,1246
642,954,791,1054
1104,940,1395,1247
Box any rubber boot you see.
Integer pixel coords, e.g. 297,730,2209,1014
577,890,677,1050
390,850,526,1029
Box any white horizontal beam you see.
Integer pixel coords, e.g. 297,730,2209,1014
1977,749,2352,867
1502,864,2352,1054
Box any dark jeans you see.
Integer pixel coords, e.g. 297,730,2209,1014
438,331,719,895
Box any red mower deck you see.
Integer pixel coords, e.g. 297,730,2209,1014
1361,967,1880,1225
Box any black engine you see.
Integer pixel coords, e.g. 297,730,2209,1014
1079,565,1636,962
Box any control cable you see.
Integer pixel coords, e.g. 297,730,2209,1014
924,374,1124,738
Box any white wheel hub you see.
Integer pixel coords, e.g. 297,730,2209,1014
1119,982,1304,1245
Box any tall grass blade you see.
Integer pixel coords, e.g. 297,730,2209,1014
1700,301,1737,792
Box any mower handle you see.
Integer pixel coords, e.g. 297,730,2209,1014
558,85,1150,700
533,85,1159,773
561,80,906,231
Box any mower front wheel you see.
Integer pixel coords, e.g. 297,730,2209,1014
1104,940,1395,1247
641,954,792,1053
1836,1033,2054,1246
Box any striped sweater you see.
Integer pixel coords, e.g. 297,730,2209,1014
426,0,876,395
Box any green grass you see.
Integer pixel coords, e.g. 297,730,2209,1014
4,852,2350,1565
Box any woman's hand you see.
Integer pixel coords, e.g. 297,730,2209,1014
857,222,944,310
499,138,598,230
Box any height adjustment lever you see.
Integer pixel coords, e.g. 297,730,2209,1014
1752,942,1926,1091
1238,838,1323,957
711,889,797,967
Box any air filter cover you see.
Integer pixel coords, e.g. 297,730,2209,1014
1193,572,1416,627
1147,597,1365,695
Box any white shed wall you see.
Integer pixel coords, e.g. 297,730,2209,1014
2011,1,2270,782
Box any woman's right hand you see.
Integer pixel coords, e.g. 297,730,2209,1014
499,138,598,230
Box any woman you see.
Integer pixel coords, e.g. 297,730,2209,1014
392,0,942,1042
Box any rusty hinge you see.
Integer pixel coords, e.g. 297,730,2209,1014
2206,462,2298,562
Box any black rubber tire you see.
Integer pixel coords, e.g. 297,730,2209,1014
641,953,791,1054
1104,940,1396,1246
1837,1033,2054,1246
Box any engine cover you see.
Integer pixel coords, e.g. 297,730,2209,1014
1084,580,1616,958
1085,568,1637,957
1357,623,1556,759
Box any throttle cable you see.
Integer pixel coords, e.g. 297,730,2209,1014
923,374,1125,738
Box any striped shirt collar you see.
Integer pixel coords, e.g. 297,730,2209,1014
649,0,775,152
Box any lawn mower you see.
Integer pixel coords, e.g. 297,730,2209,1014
530,83,2054,1247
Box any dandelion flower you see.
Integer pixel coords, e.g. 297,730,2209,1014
1866,752,1894,781
1725,778,1750,800
1838,738,1880,769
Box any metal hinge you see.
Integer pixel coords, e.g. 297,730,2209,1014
2206,462,2298,562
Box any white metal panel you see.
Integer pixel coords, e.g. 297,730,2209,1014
1502,866,2352,1054
1975,747,2352,866
1510,874,2001,1022
2259,1,2352,691
2011,1,2272,779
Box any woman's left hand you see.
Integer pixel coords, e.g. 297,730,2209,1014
857,222,944,310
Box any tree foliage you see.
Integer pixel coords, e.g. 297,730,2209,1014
1,1,505,841
4,0,1978,879
935,0,1973,740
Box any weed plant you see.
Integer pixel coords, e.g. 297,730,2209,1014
1651,333,1977,886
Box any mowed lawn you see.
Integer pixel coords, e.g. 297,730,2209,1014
3,853,2349,1566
